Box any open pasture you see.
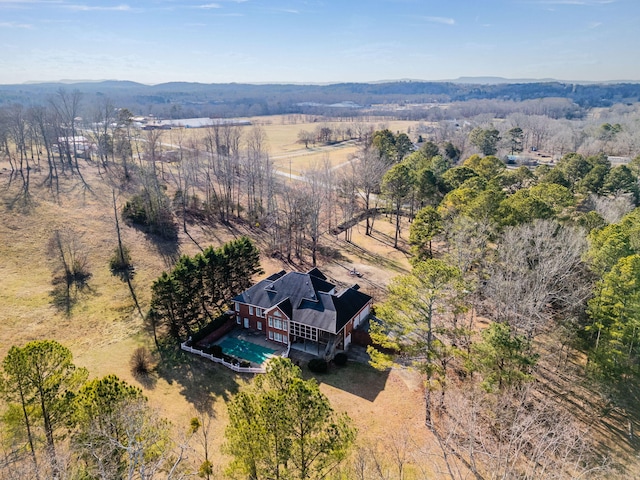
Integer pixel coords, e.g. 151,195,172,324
161,115,426,175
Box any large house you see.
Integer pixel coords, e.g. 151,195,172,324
232,268,372,357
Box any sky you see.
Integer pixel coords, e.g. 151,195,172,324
0,0,638,85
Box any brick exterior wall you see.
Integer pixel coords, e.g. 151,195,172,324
235,302,265,332
265,306,289,344
236,299,371,347
235,302,290,344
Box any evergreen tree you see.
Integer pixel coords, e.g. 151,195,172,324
587,254,640,385
224,358,355,480
150,236,263,342
71,375,146,478
409,206,442,259
369,259,462,423
1,340,88,476
469,322,538,392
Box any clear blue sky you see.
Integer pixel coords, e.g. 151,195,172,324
1,0,638,85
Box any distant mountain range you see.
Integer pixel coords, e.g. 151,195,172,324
449,76,561,84
17,77,640,86
448,76,640,85
1,79,639,118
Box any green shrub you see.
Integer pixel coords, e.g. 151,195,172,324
109,245,133,273
333,352,348,366
222,354,240,365
122,193,178,241
308,358,328,374
240,360,251,368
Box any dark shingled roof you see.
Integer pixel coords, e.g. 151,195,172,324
333,287,373,331
233,268,371,334
306,267,327,280
266,270,287,281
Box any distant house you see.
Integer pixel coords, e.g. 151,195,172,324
232,268,372,358
608,156,632,165
54,136,95,159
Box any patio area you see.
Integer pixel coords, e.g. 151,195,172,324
290,339,326,357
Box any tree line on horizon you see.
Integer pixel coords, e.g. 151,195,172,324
1,79,639,118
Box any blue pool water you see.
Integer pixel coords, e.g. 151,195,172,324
216,337,276,365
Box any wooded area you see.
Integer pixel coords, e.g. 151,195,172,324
1,82,640,478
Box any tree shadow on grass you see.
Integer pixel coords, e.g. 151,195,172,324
335,237,410,275
121,226,180,269
303,361,390,403
150,235,180,269
1,170,36,214
133,370,159,390
49,278,96,316
535,352,640,476
3,187,35,214
122,216,180,268
317,243,348,263
595,380,640,465
367,229,411,256
155,342,243,407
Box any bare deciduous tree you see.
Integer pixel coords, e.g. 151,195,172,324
279,182,310,261
335,169,359,242
350,141,388,236
47,227,92,313
49,88,82,173
89,96,117,172
587,192,636,224
28,105,59,192
302,159,332,266
483,220,590,339
203,124,242,223
244,126,274,224
431,384,609,480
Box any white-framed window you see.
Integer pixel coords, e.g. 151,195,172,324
236,315,240,325
270,319,287,331
291,322,318,341
258,308,265,318
268,331,274,340
257,321,262,331
234,302,240,312
273,310,281,317
283,334,288,344
274,332,282,343
249,306,254,315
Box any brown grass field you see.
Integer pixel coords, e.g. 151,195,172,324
159,115,426,176
1,115,638,477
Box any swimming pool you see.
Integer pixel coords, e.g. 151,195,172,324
216,337,277,365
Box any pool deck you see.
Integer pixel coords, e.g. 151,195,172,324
209,327,370,371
